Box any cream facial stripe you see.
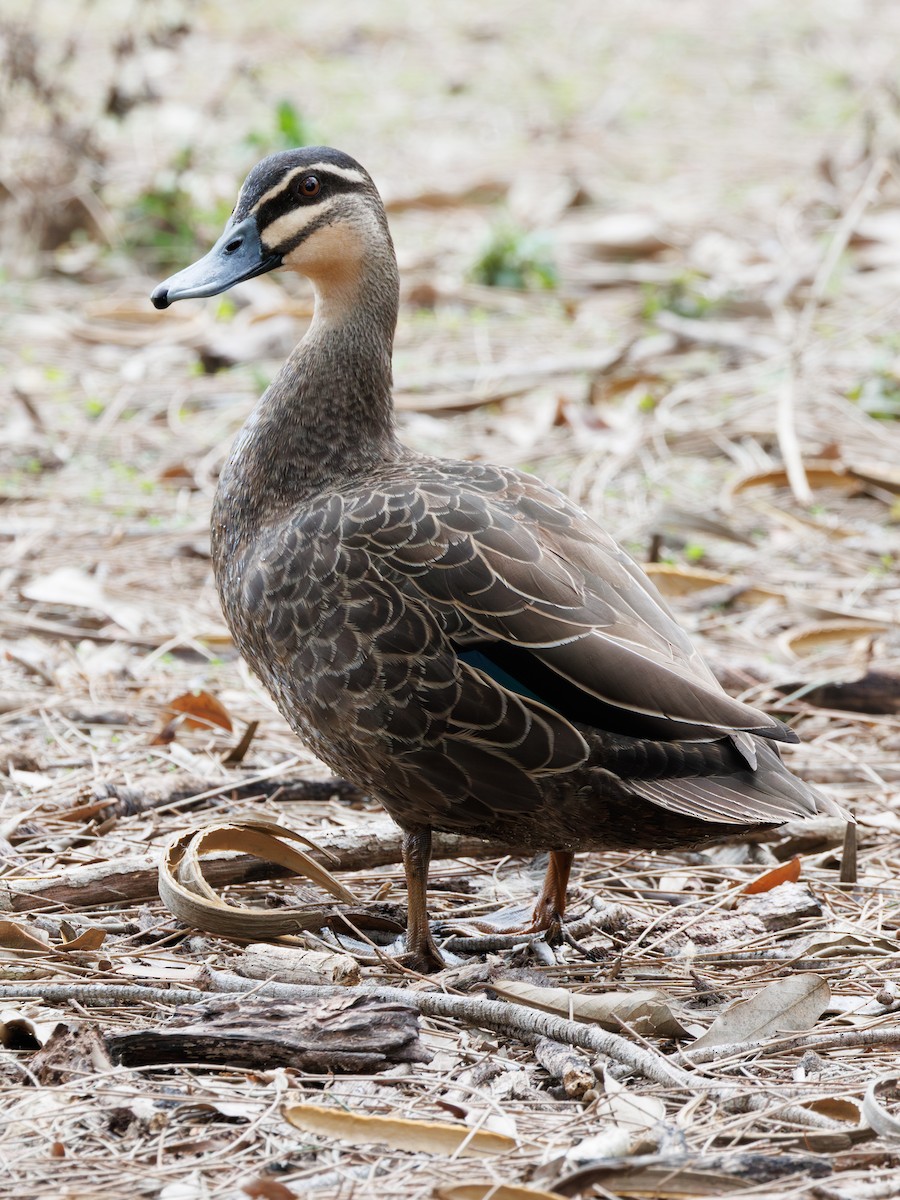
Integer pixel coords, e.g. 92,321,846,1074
250,163,368,213
262,204,331,252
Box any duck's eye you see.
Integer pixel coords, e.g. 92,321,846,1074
296,174,321,199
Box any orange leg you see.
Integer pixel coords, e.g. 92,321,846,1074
528,850,574,937
401,828,445,973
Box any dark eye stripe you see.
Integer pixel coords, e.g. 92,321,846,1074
255,169,369,231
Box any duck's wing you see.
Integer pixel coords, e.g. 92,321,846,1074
243,491,591,827
343,464,793,747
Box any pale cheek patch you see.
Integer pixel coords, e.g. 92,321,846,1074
282,222,366,280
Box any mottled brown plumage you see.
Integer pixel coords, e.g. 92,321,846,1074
152,148,845,970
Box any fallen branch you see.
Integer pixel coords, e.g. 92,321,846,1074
0,816,535,913
675,1024,900,1068
0,975,852,1131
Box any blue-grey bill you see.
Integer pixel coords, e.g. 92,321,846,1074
151,216,282,310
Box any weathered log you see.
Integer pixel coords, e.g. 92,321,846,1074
105,994,428,1072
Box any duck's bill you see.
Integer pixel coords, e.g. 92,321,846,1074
150,216,282,310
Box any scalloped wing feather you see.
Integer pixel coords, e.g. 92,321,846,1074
342,464,790,742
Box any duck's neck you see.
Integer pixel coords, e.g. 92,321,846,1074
214,260,400,550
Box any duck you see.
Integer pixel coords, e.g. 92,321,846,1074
151,147,846,972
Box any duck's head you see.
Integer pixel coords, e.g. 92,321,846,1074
151,147,392,311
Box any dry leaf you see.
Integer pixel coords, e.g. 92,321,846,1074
0,1008,61,1049
553,1164,751,1198
437,1185,566,1200
863,1076,900,1139
242,1178,298,1200
727,461,863,500
643,562,782,605
282,1100,517,1157
777,619,890,659
163,690,233,733
491,981,689,1038
58,927,107,952
804,1097,864,1125
21,566,145,634
798,932,899,959
690,973,830,1052
741,855,801,894
0,919,51,953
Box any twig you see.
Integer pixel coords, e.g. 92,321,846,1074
839,820,858,885
0,983,206,1006
654,310,782,359
778,157,888,504
675,1024,900,1068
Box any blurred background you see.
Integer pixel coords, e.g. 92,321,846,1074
3,5,900,1194
2,0,899,852
1,4,900,844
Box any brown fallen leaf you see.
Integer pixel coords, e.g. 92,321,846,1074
643,562,782,605
437,1185,566,1200
282,1100,517,1157
158,820,362,940
804,1097,864,1125
490,981,689,1038
777,619,890,659
163,690,233,733
0,919,50,953
741,855,801,894
242,1179,298,1200
689,973,830,1052
58,927,107,952
553,1164,751,1198
727,461,863,501
0,1009,61,1051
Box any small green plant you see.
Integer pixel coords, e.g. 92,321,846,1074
641,271,721,320
131,176,231,270
246,99,313,152
133,184,199,268
472,225,557,290
847,373,900,420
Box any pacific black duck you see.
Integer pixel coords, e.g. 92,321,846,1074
151,148,845,971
